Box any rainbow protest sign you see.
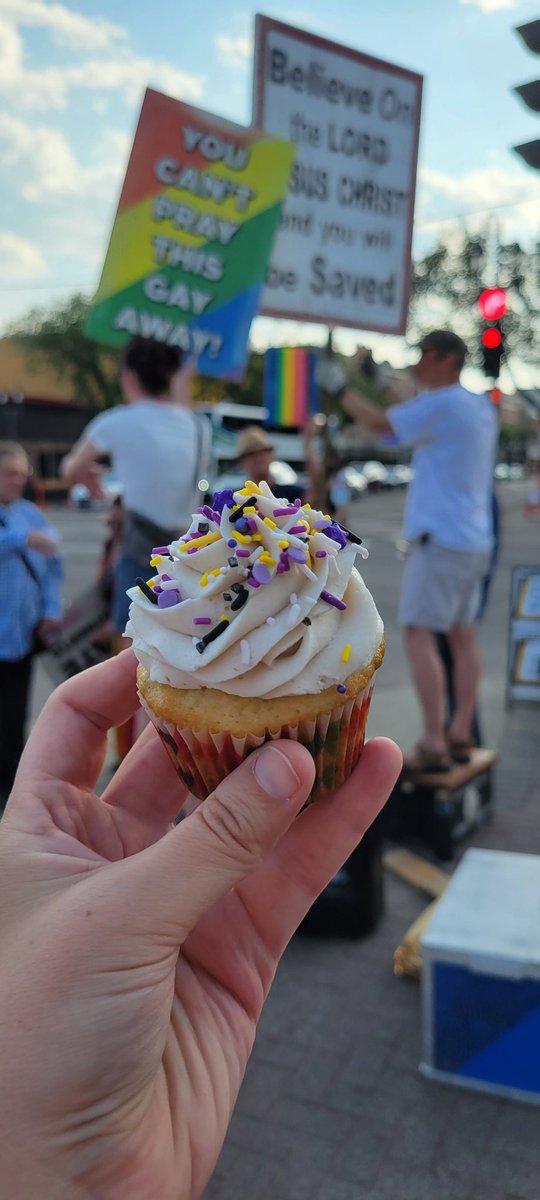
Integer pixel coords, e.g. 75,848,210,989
264,347,319,426
86,88,295,379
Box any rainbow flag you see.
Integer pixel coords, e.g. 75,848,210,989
85,88,295,380
264,347,319,426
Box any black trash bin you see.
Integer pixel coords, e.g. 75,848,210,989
298,820,384,939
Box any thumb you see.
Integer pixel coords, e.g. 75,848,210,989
116,741,315,943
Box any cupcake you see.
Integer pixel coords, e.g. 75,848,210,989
125,480,384,805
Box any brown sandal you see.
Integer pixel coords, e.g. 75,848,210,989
402,743,452,774
447,739,474,764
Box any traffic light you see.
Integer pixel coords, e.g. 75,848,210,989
512,21,540,171
477,288,507,380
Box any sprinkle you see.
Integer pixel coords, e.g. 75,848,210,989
326,523,348,549
223,592,232,601
303,617,312,625
263,516,277,529
266,616,276,625
136,578,159,604
306,596,316,605
321,589,347,611
357,546,369,559
289,524,308,536
151,546,170,555
299,564,317,582
289,547,308,563
258,552,276,566
273,507,297,517
244,506,257,514
196,617,230,652
181,531,221,553
228,555,238,567
294,498,302,507
240,639,250,665
187,547,199,554
227,538,237,549
231,582,244,593
197,505,221,524
252,561,272,584
276,562,289,574
212,489,235,514
161,573,171,582
153,585,163,594
287,603,301,625
290,593,298,604
247,576,261,588
236,548,251,558
146,578,155,587
312,518,332,531
157,589,181,608
160,578,182,592
246,517,258,532
230,587,249,611
149,555,163,567
199,573,210,588
235,518,249,533
193,617,212,625
278,540,289,549
231,496,258,522
341,643,352,663
233,531,252,544
315,550,327,558
197,521,209,534
337,683,347,694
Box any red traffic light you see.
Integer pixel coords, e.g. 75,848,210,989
478,288,508,320
482,327,503,349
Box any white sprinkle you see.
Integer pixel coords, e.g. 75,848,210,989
220,566,227,574
306,595,317,605
299,564,317,582
266,616,276,625
357,545,369,559
240,639,250,665
328,555,339,579
192,637,199,647
287,603,301,626
289,593,298,605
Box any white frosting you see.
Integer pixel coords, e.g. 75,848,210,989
125,481,383,698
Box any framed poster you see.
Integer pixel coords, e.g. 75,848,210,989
253,16,423,333
507,567,540,702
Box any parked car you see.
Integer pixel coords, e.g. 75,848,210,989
348,460,389,491
343,465,368,496
385,464,414,488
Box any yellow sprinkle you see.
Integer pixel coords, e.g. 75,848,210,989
220,614,228,622
259,553,276,566
252,534,262,542
145,578,155,588
199,573,209,587
234,531,251,544
238,481,262,495
210,568,222,577
244,506,257,514
263,517,277,529
278,539,289,549
181,532,220,552
149,555,162,567
341,644,352,664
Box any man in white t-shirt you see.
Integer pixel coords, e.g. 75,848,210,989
343,330,498,772
61,337,212,637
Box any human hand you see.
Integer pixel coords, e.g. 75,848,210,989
26,529,58,556
0,652,401,1200
35,616,63,646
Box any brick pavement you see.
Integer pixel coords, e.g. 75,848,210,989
204,706,540,1200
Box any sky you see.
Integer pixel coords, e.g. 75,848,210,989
1,0,539,384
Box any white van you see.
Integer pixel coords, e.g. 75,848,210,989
203,401,306,494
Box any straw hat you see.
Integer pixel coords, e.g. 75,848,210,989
236,425,274,460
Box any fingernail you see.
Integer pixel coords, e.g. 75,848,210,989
253,745,301,800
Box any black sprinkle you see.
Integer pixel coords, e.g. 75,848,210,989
198,618,230,651
136,577,158,604
223,592,232,601
168,555,174,561
302,617,312,625
339,524,363,546
230,587,249,612
231,496,257,522
228,555,238,567
231,582,244,594
197,521,210,534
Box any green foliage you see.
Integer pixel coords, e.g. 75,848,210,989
409,231,540,366
8,294,121,411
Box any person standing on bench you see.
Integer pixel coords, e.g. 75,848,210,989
343,330,498,773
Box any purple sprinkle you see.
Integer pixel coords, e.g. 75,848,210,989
288,524,306,535
277,562,288,573
235,517,249,533
246,517,258,532
161,573,171,581
212,489,235,515
294,498,302,507
326,523,348,549
187,546,199,554
337,683,347,694
157,589,181,608
252,561,272,584
227,538,237,548
315,550,327,558
273,506,298,517
236,548,250,558
321,589,347,611
152,546,170,555
289,547,308,563
196,504,221,524
153,585,163,594
193,617,212,625
313,518,332,531
247,576,261,588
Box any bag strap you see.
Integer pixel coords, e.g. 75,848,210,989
0,514,42,590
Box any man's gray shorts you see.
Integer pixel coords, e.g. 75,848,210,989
398,538,491,631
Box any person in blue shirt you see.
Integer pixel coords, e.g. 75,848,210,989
0,441,62,808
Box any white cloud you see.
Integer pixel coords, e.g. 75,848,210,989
0,231,47,279
0,112,127,200
459,0,517,12
215,32,253,68
66,55,204,106
0,0,125,50
415,163,540,246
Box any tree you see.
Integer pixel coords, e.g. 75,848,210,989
8,295,121,411
409,230,540,367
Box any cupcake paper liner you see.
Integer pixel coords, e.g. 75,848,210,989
139,683,374,808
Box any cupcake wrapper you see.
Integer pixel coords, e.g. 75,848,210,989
139,682,375,808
